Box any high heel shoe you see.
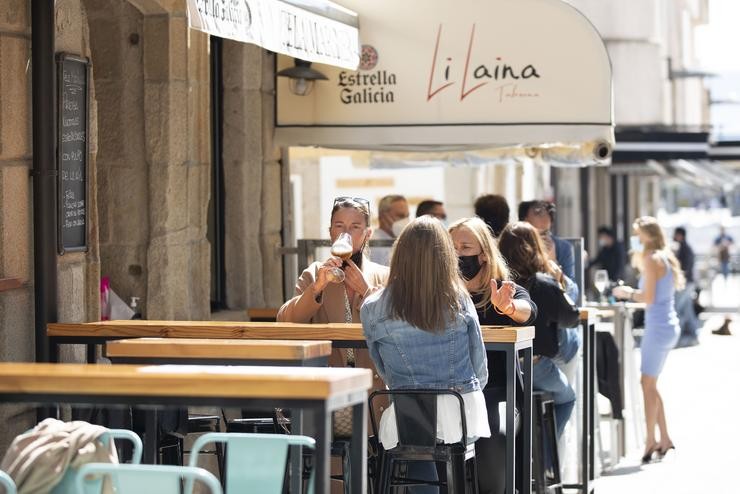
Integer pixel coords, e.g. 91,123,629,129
641,444,659,464
657,442,675,458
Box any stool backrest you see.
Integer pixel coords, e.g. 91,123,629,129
0,471,16,494
74,463,222,494
189,432,316,494
369,389,468,450
51,429,143,494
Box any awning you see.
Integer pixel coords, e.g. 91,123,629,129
611,127,709,163
275,0,614,158
186,0,360,69
709,140,740,161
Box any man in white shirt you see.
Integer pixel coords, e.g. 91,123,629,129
370,195,409,265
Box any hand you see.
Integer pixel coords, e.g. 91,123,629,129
315,256,343,293
344,259,370,297
548,260,564,283
491,279,516,313
612,285,632,300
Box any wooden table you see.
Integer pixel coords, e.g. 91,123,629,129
49,320,535,494
0,362,370,494
105,338,332,367
247,308,279,322
105,337,333,479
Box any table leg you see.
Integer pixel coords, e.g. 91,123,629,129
306,407,331,494
86,344,96,364
588,322,596,482
143,410,158,464
505,347,516,494
520,346,533,494
291,410,305,493
582,319,591,494
350,399,368,494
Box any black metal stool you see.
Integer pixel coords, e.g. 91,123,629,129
532,392,563,494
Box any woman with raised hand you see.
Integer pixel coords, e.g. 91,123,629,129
362,216,491,493
612,216,683,463
449,217,536,494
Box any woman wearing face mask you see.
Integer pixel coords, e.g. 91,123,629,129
497,222,580,441
612,217,683,463
449,217,536,494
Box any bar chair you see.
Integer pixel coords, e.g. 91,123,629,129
0,471,16,494
74,463,222,494
532,391,563,494
369,389,479,494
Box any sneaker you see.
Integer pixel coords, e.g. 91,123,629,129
712,321,732,336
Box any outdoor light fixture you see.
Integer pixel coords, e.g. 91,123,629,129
277,58,328,96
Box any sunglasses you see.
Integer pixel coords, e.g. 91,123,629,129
333,196,370,214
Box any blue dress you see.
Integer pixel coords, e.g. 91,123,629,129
639,254,680,377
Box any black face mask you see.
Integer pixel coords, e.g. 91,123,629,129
458,255,482,281
349,250,363,269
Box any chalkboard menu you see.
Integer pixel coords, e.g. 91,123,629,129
57,54,89,254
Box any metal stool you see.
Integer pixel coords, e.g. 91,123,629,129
532,392,563,494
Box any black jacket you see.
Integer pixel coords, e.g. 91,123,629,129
596,331,623,419
520,273,580,358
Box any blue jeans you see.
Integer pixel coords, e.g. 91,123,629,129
675,283,699,341
533,356,576,438
554,327,581,364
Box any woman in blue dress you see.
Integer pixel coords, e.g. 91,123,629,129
613,216,684,463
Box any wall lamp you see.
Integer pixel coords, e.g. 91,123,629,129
277,58,328,96
667,57,716,80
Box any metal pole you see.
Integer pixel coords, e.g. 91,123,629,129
32,0,57,366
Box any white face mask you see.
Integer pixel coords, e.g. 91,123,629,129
391,217,410,237
630,235,643,253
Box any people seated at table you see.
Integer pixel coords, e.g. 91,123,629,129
361,216,491,493
449,217,536,494
277,197,389,447
498,222,580,439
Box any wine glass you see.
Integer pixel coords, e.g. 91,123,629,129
594,269,609,304
327,233,353,283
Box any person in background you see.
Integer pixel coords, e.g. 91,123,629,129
714,226,734,282
416,199,447,222
612,217,683,463
498,222,580,439
362,216,491,493
474,194,510,237
449,217,536,494
672,227,700,347
587,226,626,282
370,194,410,266
518,200,575,282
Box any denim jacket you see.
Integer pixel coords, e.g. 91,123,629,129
360,289,488,394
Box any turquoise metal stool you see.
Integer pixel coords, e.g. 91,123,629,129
189,432,316,493
51,429,142,494
0,471,16,494
74,463,222,494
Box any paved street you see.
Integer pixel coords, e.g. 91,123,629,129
596,313,739,494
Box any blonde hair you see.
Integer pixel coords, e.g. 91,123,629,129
387,216,467,333
632,216,686,290
449,217,510,309
498,221,559,282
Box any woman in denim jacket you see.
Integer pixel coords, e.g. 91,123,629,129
361,216,491,492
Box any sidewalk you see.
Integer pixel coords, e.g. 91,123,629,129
596,315,739,494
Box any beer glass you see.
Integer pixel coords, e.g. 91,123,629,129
327,233,353,283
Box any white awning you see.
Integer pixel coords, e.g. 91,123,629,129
187,0,360,69
275,0,614,161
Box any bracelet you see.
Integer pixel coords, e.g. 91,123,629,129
493,303,516,317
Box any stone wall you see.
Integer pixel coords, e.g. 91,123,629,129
222,42,284,310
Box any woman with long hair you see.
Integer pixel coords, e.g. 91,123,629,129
612,216,684,463
449,217,536,494
498,222,580,439
361,216,491,493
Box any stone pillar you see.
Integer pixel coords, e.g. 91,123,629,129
142,11,211,320
222,42,284,309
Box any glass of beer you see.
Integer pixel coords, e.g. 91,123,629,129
327,233,353,283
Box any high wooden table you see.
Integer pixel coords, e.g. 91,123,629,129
0,362,370,494
49,320,535,494
105,338,333,478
